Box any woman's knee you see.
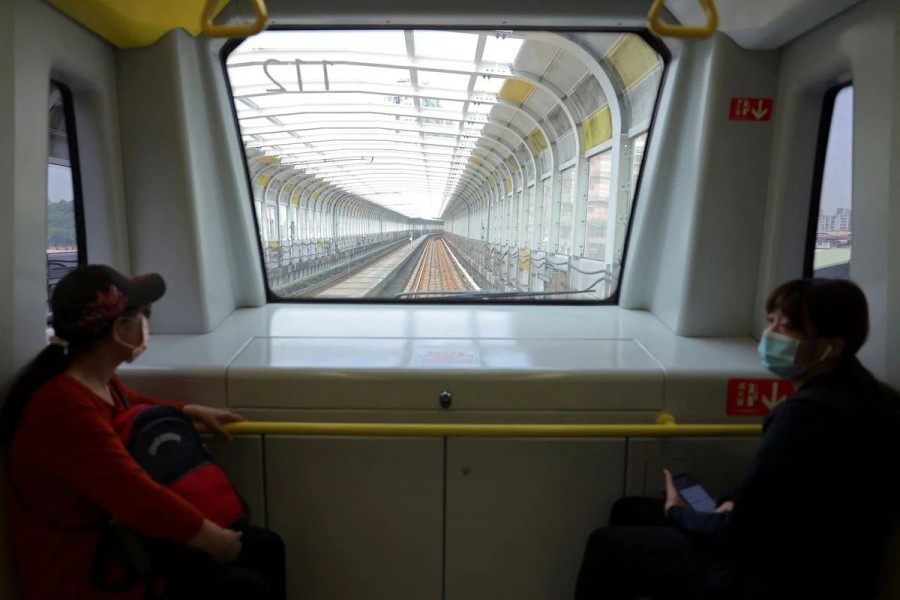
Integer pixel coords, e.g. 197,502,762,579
609,496,666,527
244,526,284,550
236,526,286,599
240,526,285,563
584,527,617,559
588,526,617,546
208,566,271,600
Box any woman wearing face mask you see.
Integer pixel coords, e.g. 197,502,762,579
0,265,285,600
575,278,900,600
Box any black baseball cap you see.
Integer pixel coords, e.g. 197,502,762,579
51,265,166,341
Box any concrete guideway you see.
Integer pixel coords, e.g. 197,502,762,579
312,236,429,299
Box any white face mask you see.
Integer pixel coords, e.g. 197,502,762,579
114,314,149,362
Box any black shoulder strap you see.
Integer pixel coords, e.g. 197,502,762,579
109,378,130,409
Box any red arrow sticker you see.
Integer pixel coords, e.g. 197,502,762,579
726,378,794,415
729,97,773,121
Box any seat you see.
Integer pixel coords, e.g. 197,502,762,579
0,460,22,599
877,518,900,599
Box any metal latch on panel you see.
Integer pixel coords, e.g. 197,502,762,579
439,391,453,409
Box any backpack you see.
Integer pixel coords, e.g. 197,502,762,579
90,400,248,595
113,403,247,529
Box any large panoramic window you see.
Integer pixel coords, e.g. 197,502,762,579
225,30,663,301
808,85,853,278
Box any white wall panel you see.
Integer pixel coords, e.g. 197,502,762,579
266,436,443,600
445,438,626,600
625,437,760,499
205,435,267,526
228,337,664,411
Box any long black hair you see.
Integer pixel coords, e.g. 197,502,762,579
0,344,74,448
0,309,139,450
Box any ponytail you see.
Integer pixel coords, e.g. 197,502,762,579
0,344,71,449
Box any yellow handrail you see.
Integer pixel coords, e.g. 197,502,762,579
202,0,268,38
648,0,719,38
220,421,761,438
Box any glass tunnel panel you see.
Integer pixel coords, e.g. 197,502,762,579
225,30,664,301
558,168,575,255
585,151,612,261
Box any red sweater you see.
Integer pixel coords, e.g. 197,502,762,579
6,373,205,600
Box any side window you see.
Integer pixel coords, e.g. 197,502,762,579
808,85,852,278
47,82,85,305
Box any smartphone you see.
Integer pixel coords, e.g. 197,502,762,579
672,472,718,513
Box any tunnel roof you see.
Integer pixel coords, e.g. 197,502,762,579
226,29,662,220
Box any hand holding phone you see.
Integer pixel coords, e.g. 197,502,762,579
672,472,717,513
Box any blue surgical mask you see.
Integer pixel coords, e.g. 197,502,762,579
758,330,805,379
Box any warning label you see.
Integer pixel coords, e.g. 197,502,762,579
726,378,794,416
414,350,480,367
729,97,773,121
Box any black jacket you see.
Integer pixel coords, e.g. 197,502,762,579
669,360,900,599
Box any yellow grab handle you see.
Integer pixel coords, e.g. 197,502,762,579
202,0,268,38
648,0,719,38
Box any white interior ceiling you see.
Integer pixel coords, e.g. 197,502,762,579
666,0,865,49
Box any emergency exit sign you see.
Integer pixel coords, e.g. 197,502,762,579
729,97,773,121
726,378,794,415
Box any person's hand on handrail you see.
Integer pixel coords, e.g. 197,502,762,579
184,405,246,442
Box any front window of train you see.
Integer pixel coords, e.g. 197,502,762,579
224,30,664,302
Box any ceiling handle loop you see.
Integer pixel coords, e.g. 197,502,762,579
202,0,269,38
648,0,719,38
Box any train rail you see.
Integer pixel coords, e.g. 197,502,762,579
405,237,473,298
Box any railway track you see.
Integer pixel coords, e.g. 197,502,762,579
405,237,472,297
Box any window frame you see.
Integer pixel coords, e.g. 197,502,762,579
220,28,668,305
804,82,852,278
46,80,87,306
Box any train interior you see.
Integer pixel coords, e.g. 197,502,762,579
2,0,899,597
